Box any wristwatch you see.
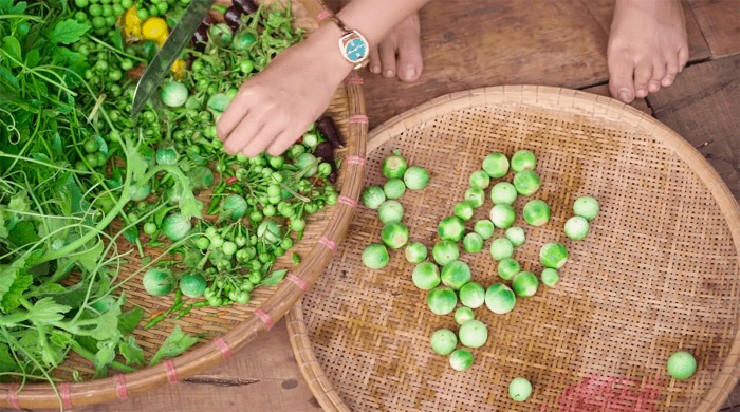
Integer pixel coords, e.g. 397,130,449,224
328,16,370,70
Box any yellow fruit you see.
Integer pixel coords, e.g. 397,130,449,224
123,6,143,38
171,59,186,79
142,17,168,42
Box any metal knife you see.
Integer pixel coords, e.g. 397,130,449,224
130,0,214,118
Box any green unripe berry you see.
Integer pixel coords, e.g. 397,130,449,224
404,166,430,190
474,220,495,240
513,170,541,196
511,150,537,172
405,242,427,264
509,377,533,401
490,238,515,260
412,262,441,289
667,351,697,380
463,232,484,253
540,268,560,286
564,216,590,240
459,281,485,308
512,271,539,297
504,226,526,247
482,153,509,178
430,329,457,355
573,195,599,221
449,349,474,371
522,200,551,226
497,258,520,280
455,306,475,325
490,182,517,205
384,179,406,200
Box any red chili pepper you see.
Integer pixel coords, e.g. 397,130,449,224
226,176,238,185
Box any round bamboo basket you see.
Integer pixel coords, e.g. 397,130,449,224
287,85,740,411
0,1,367,409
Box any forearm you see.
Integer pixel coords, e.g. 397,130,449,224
336,0,429,47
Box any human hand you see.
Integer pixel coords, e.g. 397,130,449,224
217,25,352,157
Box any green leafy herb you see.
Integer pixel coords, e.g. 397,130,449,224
260,269,288,286
148,325,199,366
50,19,90,45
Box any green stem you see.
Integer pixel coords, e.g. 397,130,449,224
71,346,136,373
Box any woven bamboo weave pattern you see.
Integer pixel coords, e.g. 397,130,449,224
288,86,740,411
0,0,368,408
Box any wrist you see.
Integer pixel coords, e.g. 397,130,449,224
306,23,356,82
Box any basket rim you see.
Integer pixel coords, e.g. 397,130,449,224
0,1,369,409
287,85,740,412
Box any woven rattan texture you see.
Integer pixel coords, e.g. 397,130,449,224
298,90,739,411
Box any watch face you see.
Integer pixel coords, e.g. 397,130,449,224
345,38,368,63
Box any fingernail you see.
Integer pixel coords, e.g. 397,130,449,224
370,65,381,74
636,89,647,98
618,88,630,101
384,70,394,77
404,68,416,80
662,78,673,87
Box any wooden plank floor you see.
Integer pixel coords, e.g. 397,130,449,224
52,1,740,411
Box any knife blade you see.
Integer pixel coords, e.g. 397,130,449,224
131,0,214,118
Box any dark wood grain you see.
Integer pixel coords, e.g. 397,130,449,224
73,321,320,412
648,54,740,200
687,0,740,58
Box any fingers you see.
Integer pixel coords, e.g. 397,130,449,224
238,120,285,158
217,86,254,142
608,50,636,103
266,129,300,157
222,109,266,155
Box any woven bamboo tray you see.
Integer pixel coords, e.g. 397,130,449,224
0,1,367,409
287,86,740,412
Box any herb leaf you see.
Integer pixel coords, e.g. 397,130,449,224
1,272,33,313
50,19,91,45
148,324,199,366
28,297,72,323
118,336,144,365
260,269,288,286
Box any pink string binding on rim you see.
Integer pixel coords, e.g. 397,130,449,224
59,382,72,410
7,382,20,410
255,308,274,331
164,359,180,384
348,115,369,125
115,373,129,400
337,195,357,208
287,274,309,293
346,155,366,166
347,72,364,85
315,10,333,24
214,336,232,361
318,236,337,251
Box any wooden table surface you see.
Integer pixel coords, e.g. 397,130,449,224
51,1,740,411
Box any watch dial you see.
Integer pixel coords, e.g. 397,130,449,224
345,38,368,62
